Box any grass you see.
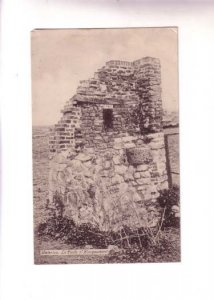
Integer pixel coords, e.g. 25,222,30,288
35,227,180,264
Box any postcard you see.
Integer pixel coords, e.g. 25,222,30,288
32,28,179,264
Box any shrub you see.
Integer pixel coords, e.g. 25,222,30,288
37,216,150,249
37,216,76,239
157,185,180,228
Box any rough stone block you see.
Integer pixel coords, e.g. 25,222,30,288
136,185,146,191
115,165,128,175
132,181,138,186
136,164,149,172
124,142,136,149
121,136,136,142
150,142,164,150
136,178,151,185
113,155,121,165
124,173,134,182
136,139,144,146
104,160,112,169
140,171,150,178
134,172,141,179
136,178,145,185
113,143,123,150
75,153,92,162
127,165,135,174
126,148,152,165
111,174,124,185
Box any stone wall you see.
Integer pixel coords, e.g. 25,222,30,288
49,57,162,153
49,57,168,230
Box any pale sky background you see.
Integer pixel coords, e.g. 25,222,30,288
32,27,178,126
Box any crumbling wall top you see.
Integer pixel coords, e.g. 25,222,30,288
106,57,160,68
106,60,134,67
133,57,160,66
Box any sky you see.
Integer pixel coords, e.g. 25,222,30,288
31,27,178,126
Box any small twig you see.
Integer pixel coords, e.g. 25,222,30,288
122,228,131,248
143,226,156,245
112,232,147,243
155,206,166,241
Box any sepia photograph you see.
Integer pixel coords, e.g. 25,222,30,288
2,0,214,298
32,27,180,264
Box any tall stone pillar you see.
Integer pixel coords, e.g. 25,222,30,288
134,57,163,134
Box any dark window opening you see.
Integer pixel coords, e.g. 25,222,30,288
103,109,113,129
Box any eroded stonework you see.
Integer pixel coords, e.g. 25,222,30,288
49,57,168,230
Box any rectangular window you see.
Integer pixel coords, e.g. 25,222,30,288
103,109,113,129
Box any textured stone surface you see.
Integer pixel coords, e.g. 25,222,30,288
49,57,163,153
48,57,169,230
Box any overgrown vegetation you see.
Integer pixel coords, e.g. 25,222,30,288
157,185,180,228
37,186,180,262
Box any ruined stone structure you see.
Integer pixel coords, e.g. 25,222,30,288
49,57,168,230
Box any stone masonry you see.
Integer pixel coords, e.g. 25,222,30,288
49,57,168,230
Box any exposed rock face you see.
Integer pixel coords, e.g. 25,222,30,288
49,57,168,230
